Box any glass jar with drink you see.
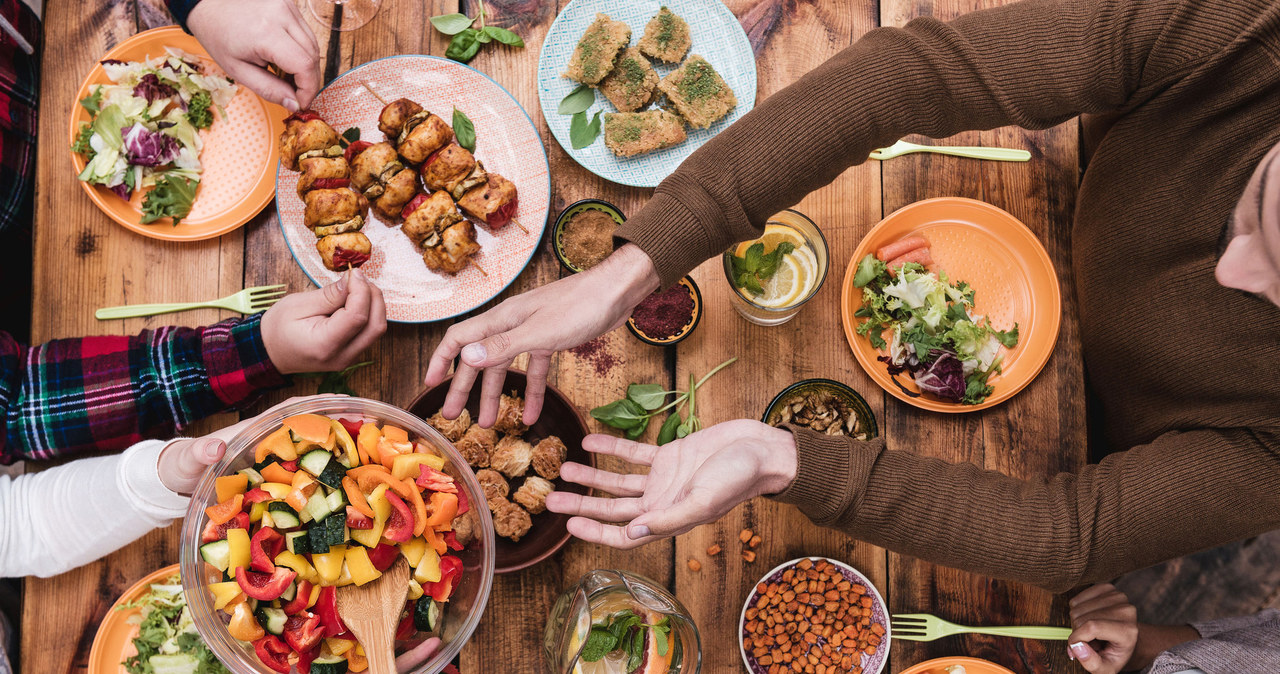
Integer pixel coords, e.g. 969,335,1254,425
722,209,829,326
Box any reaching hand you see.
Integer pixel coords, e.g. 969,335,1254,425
1067,584,1140,673
187,0,322,111
157,436,226,495
261,269,387,375
425,244,660,428
544,420,797,549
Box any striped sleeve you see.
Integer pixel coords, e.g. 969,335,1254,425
0,313,286,463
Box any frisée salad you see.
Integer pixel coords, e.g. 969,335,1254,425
72,48,237,226
117,573,229,674
852,252,1018,405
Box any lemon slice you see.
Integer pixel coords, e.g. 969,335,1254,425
735,223,807,257
755,254,811,308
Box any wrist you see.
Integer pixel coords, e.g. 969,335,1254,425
1129,624,1199,670
596,243,661,307
182,0,215,33
755,423,798,495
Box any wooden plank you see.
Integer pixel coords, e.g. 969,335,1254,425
877,0,1084,671
673,2,887,673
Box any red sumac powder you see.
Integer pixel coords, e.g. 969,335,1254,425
631,284,694,339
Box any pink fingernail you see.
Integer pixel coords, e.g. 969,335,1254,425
1069,642,1090,660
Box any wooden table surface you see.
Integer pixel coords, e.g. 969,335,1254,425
25,0,1084,672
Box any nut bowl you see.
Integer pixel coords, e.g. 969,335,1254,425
762,378,878,440
180,397,496,674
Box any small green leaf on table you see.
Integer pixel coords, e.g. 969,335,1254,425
559,85,596,115
429,12,474,35
571,110,602,149
446,28,482,63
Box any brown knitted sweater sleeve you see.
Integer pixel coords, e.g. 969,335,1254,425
617,0,1246,285
773,427,1280,592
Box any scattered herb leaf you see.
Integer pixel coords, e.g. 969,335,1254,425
656,412,682,446
627,383,668,411
558,85,596,115
482,25,525,46
432,5,523,62
446,28,482,63
580,626,618,662
340,127,361,147
452,107,476,152
570,110,602,149
429,12,474,35
314,360,374,396
590,358,737,439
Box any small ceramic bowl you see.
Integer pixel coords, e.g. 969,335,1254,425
740,557,891,674
626,276,703,346
552,198,626,273
762,378,879,440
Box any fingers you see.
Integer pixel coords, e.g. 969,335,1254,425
426,314,514,387
1067,642,1105,672
279,25,321,108
442,362,481,420
544,491,645,522
225,61,305,111
582,434,658,466
565,517,659,550
1070,583,1118,608
335,277,387,366
319,268,374,346
158,437,227,495
626,493,708,539
522,353,552,425
476,363,510,428
1071,591,1136,624
558,462,646,497
255,34,318,111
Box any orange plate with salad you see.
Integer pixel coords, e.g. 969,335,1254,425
69,27,286,241
180,398,495,674
840,197,1061,413
899,656,1016,674
87,564,182,674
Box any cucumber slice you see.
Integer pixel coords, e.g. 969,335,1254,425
256,606,288,635
285,531,310,555
199,540,231,572
413,598,442,632
308,523,331,553
238,467,265,487
316,460,347,490
325,513,347,546
299,449,332,478
267,502,301,529
325,488,348,512
252,456,280,472
279,580,297,602
304,490,335,523
311,656,349,674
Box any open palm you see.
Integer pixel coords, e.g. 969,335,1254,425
545,420,796,549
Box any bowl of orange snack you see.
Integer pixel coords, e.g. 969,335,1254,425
180,397,495,674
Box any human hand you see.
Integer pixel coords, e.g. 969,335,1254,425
157,436,226,495
1067,584,1140,673
261,269,387,375
545,420,797,549
187,0,322,111
425,244,660,428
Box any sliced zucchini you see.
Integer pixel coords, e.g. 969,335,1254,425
413,597,442,632
279,580,297,602
238,467,265,487
310,656,349,674
325,513,347,546
267,502,301,529
256,606,288,635
308,523,331,554
199,540,231,572
252,455,280,472
304,490,335,523
299,449,332,478
316,460,347,490
285,530,310,555
325,488,348,512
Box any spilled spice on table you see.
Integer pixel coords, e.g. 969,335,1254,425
631,284,695,339
569,335,621,376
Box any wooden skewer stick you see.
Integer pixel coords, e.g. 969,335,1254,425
509,217,529,234
471,261,489,277
360,80,389,107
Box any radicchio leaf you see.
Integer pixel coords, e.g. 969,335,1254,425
133,73,177,104
913,350,966,402
122,124,179,167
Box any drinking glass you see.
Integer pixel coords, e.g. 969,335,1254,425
307,0,383,31
722,209,830,326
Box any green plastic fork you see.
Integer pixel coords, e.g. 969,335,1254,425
95,284,287,320
891,613,1073,642
869,139,1031,162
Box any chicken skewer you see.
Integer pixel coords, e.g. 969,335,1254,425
280,111,373,271
402,191,486,276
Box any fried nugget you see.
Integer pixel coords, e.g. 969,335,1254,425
456,424,497,468
564,13,631,85
492,500,533,542
490,436,533,479
638,7,691,63
476,468,509,506
427,407,471,442
602,110,686,157
531,436,568,480
658,55,737,128
513,476,554,515
600,48,659,112
494,393,528,436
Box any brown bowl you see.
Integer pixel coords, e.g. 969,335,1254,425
408,369,592,573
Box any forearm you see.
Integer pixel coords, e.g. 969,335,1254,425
0,440,190,578
773,427,1280,592
1130,624,1200,671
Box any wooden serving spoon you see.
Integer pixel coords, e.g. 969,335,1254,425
336,557,411,674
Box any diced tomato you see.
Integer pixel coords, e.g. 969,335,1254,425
243,488,273,504
415,465,457,494
252,634,292,673
295,645,321,674
423,145,445,168
396,609,415,640
344,140,372,163
285,110,323,123
443,530,465,552
201,511,250,543
283,611,325,654
456,487,469,515
250,528,285,573
424,555,463,602
338,418,364,438
401,194,429,219
346,505,374,530
367,543,400,571
312,177,351,190
332,247,371,268
235,566,297,601
280,459,299,472
283,579,313,615
383,491,415,543
315,586,349,637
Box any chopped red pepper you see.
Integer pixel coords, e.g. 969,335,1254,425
250,528,286,573
443,665,460,674
283,611,325,655
285,110,323,123
487,196,519,228
367,543,400,571
295,645,321,674
443,530,465,552
252,634,292,673
338,418,364,438
280,459,299,472
332,247,371,268
315,586,349,638
456,486,469,515
200,511,250,543
395,609,415,640
283,579,313,615
382,491,415,543
415,465,458,494
235,566,297,601
243,488,273,504
423,555,463,602
344,140,372,163
346,505,374,530
401,194,429,219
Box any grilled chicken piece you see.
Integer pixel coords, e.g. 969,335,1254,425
422,145,489,200
316,231,372,271
457,172,518,228
397,111,454,164
296,154,350,198
279,113,339,171
303,187,369,230
422,219,480,275
349,141,401,195
371,167,419,221
402,191,462,248
378,98,424,139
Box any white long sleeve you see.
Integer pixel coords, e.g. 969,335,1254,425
0,440,192,578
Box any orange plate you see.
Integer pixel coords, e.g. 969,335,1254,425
840,197,1061,413
69,27,287,241
899,656,1017,674
87,563,181,674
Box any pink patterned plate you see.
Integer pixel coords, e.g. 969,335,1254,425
276,56,551,323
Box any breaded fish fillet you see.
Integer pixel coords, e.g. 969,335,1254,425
600,48,659,112
638,7,691,63
659,54,737,128
603,110,686,158
563,13,631,85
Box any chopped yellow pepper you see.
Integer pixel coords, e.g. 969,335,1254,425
312,545,348,584
208,581,243,610
275,550,318,584
344,546,382,586
390,453,445,481
228,601,265,642
325,637,356,656
399,537,428,568
258,482,293,499
349,485,391,549
255,426,298,463
335,560,355,587
248,501,267,524
331,419,360,467
414,547,442,584
226,528,251,574
407,578,424,600
306,583,321,609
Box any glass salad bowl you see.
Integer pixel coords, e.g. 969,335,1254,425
180,397,496,673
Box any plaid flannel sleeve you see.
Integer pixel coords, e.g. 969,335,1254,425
0,313,287,464
165,0,202,31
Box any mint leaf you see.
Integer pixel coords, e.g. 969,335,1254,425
430,12,474,35
744,242,764,270
580,626,617,662
559,85,596,115
653,625,669,657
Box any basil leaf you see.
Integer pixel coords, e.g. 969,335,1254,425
446,28,482,62
656,413,682,446
340,127,361,147
580,626,617,662
558,85,596,115
653,625,669,657
627,384,667,411
676,423,690,439
453,107,476,152
570,110,602,149
482,25,525,47
429,13,474,35
476,29,492,44
590,398,648,430
624,423,647,440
